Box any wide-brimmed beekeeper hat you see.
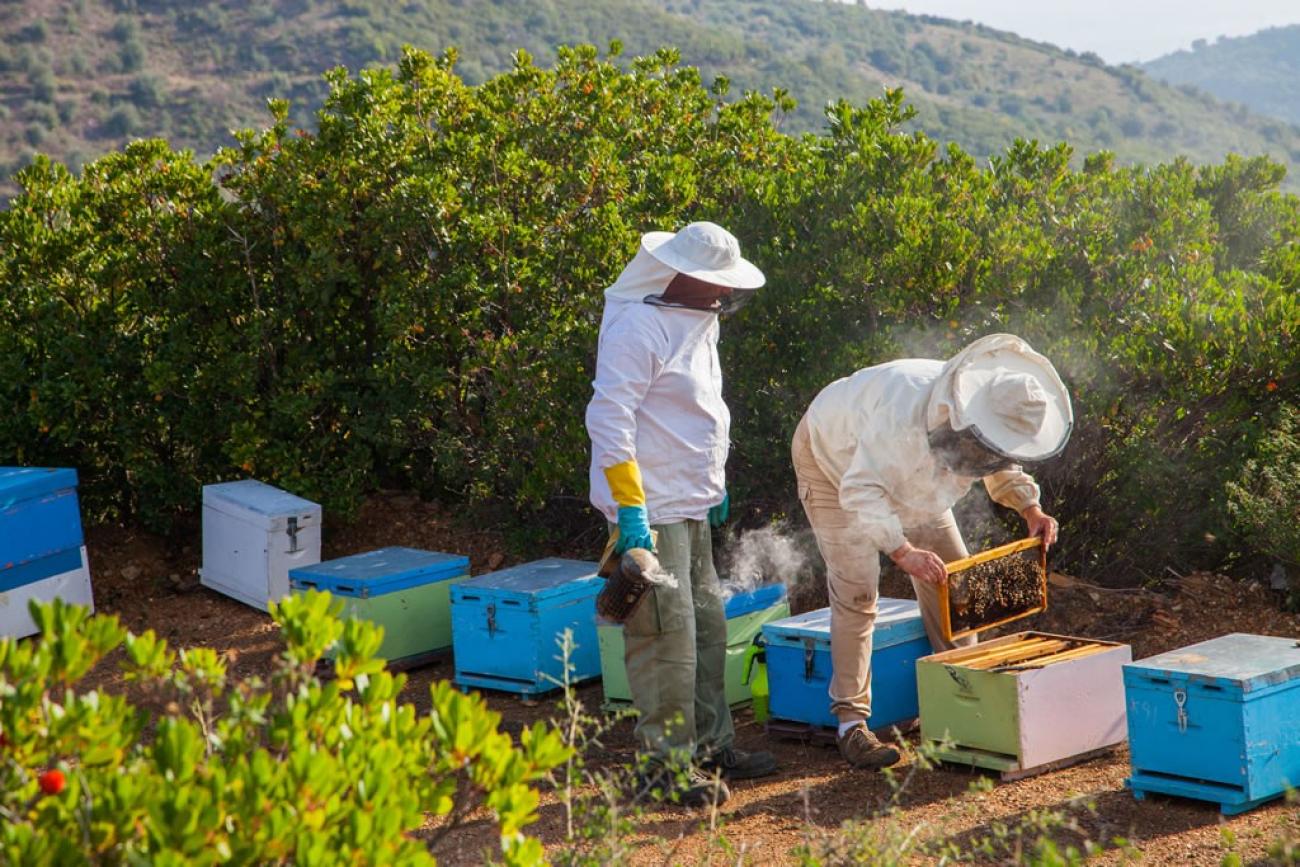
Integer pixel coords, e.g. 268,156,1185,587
641,222,766,289
929,334,1073,462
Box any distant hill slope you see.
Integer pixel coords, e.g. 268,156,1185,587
1142,25,1300,128
2,0,1299,198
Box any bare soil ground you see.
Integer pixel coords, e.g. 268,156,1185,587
79,492,1300,865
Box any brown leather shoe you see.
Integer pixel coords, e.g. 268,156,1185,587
837,724,901,769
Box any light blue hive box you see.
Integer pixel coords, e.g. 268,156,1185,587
1,467,92,639
1125,633,1300,815
450,558,603,696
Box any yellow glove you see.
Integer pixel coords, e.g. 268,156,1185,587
604,460,653,553
604,459,646,508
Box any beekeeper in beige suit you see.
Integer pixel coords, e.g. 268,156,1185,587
791,334,1072,769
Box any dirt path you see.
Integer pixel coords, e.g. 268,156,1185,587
78,493,1300,864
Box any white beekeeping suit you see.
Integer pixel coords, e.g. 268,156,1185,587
792,332,1073,773
585,248,730,524
803,334,1070,552
582,223,776,802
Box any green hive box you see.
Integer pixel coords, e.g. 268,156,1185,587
289,547,470,667
599,583,789,709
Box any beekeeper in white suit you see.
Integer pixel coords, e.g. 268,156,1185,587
586,221,777,807
791,334,1072,769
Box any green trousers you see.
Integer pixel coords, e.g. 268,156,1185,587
619,518,734,763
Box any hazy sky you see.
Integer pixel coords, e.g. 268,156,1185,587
873,1,1300,63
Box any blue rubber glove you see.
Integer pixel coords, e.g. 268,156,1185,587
615,505,655,553
708,491,730,529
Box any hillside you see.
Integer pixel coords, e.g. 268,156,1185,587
2,0,1300,197
1142,24,1300,128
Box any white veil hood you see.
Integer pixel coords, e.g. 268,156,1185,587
604,246,677,304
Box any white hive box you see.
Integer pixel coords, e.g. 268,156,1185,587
200,480,321,611
0,546,94,639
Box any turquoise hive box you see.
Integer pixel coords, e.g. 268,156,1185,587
1,467,93,640
1125,633,1300,815
289,547,470,669
451,558,603,696
0,467,83,584
762,598,932,732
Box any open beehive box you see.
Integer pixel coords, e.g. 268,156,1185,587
922,537,1132,778
918,631,1132,778
939,536,1048,642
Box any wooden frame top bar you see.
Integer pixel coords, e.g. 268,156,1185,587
938,536,1048,643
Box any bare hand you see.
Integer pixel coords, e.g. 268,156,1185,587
890,544,947,586
1021,505,1059,548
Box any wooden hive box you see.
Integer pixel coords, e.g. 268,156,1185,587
918,631,1131,779
289,547,470,669
450,558,603,696
1125,633,1300,815
200,479,321,611
598,583,790,710
1,467,93,639
762,598,931,733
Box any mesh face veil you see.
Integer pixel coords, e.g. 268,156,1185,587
927,424,1017,477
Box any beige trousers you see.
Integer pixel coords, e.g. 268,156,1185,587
792,415,976,723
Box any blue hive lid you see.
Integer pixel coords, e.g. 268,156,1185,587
1127,633,1300,693
455,558,601,601
289,547,469,598
204,479,320,518
0,467,79,509
723,583,787,619
762,598,926,649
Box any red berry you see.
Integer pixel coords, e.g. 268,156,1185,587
38,769,65,795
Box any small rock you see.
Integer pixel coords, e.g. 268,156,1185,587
487,552,505,570
121,565,141,581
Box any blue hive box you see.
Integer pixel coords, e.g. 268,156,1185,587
451,558,603,696
290,547,470,667
1,468,84,586
1,467,93,639
762,598,932,732
1125,633,1300,815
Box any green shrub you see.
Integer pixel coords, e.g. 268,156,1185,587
0,45,1297,585
0,593,568,864
120,36,146,72
103,103,141,137
129,74,164,108
1227,404,1300,607
28,62,56,102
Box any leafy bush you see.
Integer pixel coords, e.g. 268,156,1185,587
1,45,1298,584
1227,404,1300,606
28,62,56,103
102,103,141,137
0,593,568,864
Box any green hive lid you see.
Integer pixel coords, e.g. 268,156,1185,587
289,547,469,598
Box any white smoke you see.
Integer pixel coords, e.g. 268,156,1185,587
720,521,815,600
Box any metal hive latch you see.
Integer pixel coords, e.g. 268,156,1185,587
286,516,301,553
803,638,816,681
1174,689,1188,733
